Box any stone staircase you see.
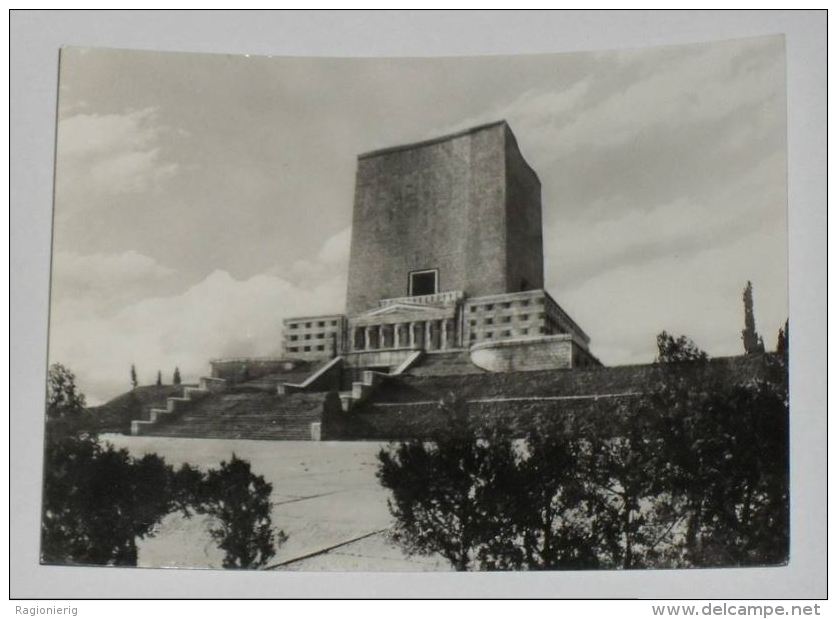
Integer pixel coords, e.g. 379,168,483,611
131,377,222,436
404,349,484,376
338,350,424,411
130,374,330,440
137,391,328,441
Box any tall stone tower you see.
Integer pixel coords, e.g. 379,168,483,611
345,121,544,315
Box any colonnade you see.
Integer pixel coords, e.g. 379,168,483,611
351,318,454,351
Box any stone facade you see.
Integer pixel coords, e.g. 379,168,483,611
345,121,543,316
280,120,599,372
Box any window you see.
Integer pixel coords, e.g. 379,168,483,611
331,320,338,326
305,322,312,328
317,333,324,339
485,304,494,311
304,334,311,340
521,328,529,335
485,318,493,325
470,320,476,326
304,346,311,351
317,321,325,327
290,335,298,341
521,314,529,321
470,333,476,340
470,306,477,313
539,327,546,334
502,302,511,309
316,345,324,351
521,300,530,307
501,316,511,323
501,330,511,337
485,332,493,339
288,346,298,352
409,269,438,296
290,323,298,329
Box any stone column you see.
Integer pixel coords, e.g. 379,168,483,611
425,321,433,350
409,322,416,348
394,323,401,348
364,326,372,350
441,319,448,350
378,324,385,349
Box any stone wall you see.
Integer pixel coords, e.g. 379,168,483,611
469,335,574,372
504,125,544,293
281,357,343,394
345,121,541,315
209,358,309,383
323,354,779,440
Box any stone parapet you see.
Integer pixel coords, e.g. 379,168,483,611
469,334,596,372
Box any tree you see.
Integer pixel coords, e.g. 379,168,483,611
647,336,788,567
776,319,789,357
173,367,181,386
46,363,86,421
377,401,518,571
130,364,138,389
377,333,788,570
193,454,285,569
156,370,162,386
655,331,708,364
41,435,179,566
45,363,96,441
742,281,765,354
41,368,285,568
501,423,600,570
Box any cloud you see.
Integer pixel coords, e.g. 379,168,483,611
52,250,175,315
285,226,351,285
54,108,179,216
49,239,348,405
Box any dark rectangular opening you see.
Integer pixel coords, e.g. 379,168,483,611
409,269,437,296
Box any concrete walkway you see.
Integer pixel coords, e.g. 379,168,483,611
102,435,448,571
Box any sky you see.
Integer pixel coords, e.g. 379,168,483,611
49,36,788,404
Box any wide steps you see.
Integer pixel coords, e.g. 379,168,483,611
140,391,326,440
406,350,484,376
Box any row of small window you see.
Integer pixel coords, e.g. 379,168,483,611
470,312,545,327
288,320,340,329
287,345,326,353
469,326,547,340
469,298,544,312
288,333,332,341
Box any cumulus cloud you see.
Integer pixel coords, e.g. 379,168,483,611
285,226,351,286
51,250,175,313
49,241,348,405
54,108,179,216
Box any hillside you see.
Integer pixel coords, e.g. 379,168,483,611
87,384,193,433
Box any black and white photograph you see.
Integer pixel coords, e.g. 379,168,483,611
10,10,827,605
40,34,792,573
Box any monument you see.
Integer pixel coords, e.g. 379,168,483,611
282,120,599,373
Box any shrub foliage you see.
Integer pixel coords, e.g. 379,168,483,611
41,363,285,568
378,334,789,570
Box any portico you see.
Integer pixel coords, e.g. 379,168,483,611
348,296,461,354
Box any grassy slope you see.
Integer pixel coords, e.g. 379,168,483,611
87,385,191,433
